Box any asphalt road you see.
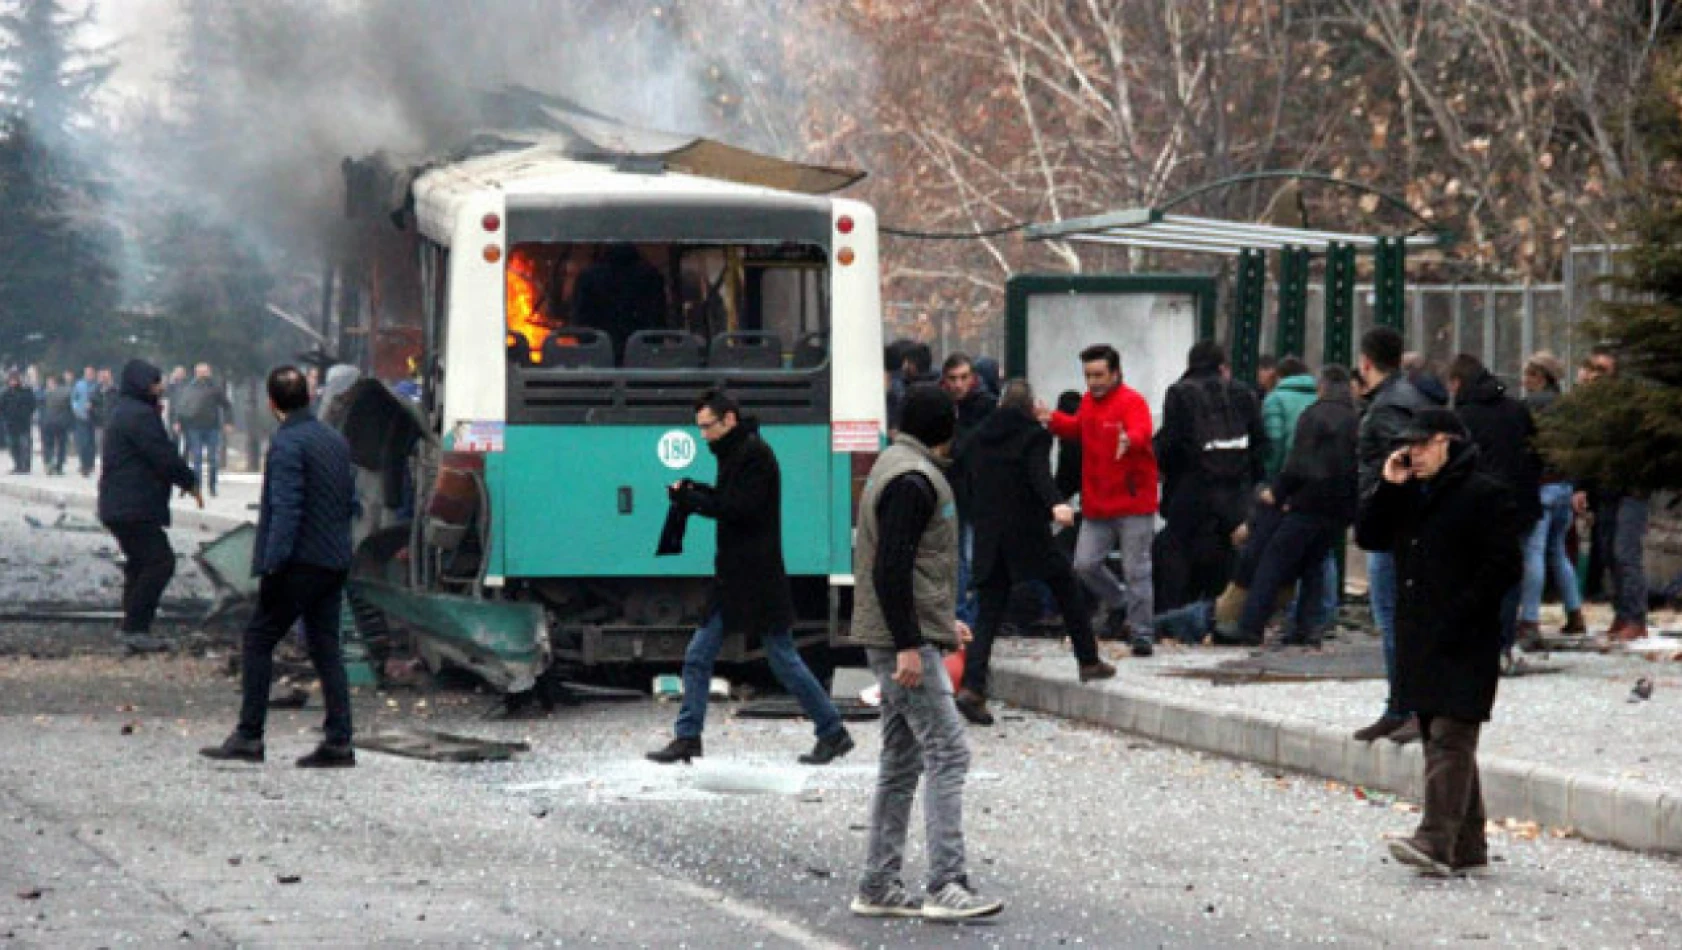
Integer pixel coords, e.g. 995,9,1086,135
1,655,1679,948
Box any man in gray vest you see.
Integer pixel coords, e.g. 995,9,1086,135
847,385,1003,922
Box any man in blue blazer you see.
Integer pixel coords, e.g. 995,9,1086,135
202,366,360,768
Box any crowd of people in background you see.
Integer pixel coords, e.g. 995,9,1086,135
881,330,1661,733
0,362,238,485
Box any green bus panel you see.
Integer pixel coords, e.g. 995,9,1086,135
496,425,834,577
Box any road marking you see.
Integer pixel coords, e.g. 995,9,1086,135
663,876,855,950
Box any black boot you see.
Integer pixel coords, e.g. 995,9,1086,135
199,733,265,763
647,736,703,764
799,729,856,765
297,743,356,769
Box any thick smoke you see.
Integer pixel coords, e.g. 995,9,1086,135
103,0,866,292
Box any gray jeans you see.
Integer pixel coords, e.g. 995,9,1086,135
861,646,972,896
1072,515,1155,636
1612,495,1650,625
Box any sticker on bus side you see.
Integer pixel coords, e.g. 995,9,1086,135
658,430,698,470
456,421,505,452
832,421,879,453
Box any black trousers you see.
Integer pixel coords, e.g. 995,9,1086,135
963,558,1100,696
237,565,353,746
1235,509,1341,642
40,424,68,473
1157,483,1247,611
106,521,176,635
7,430,30,472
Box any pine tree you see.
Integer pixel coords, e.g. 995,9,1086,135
0,0,119,362
1536,54,1682,494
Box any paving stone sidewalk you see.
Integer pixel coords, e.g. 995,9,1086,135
991,620,1682,854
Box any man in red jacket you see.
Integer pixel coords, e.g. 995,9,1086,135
1041,345,1160,656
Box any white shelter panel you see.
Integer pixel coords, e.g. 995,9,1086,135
1024,292,1200,424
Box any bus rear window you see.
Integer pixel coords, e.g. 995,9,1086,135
506,242,829,370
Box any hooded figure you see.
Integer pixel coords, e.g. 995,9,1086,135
96,359,199,648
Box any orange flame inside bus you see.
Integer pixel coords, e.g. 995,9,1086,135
505,248,549,357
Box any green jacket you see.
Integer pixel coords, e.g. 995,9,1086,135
1262,374,1317,481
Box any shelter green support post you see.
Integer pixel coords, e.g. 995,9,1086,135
1276,246,1310,359
1323,242,1356,367
1231,248,1266,384
1374,236,1407,332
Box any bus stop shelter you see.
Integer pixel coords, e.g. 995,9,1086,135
1022,173,1454,382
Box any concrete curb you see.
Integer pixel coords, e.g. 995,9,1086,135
991,666,1682,855
0,480,247,534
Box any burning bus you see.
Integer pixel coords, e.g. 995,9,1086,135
331,93,884,704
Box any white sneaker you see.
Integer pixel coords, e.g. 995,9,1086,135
922,881,1003,921
850,882,924,918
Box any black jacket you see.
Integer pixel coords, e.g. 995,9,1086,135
674,420,794,637
97,360,196,526
0,384,36,430
1273,390,1360,523
1357,372,1433,514
964,408,1067,585
1355,444,1524,721
1157,367,1267,505
251,408,357,575
1454,369,1542,528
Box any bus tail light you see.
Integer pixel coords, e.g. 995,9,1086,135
837,247,856,266
482,212,501,232
837,215,854,235
483,244,502,263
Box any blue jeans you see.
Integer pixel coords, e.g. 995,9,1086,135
184,426,220,493
955,522,977,627
1522,483,1581,624
1156,600,1215,645
1368,551,1406,719
74,419,96,474
674,610,842,741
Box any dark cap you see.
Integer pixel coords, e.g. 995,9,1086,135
1393,407,1468,445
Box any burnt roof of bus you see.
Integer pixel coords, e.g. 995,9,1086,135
343,86,866,225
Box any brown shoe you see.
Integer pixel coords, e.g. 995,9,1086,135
1353,714,1408,742
954,688,995,726
1514,621,1543,653
1386,715,1423,745
1561,609,1587,635
1607,621,1648,643
1079,660,1117,682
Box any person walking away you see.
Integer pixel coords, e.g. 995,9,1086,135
200,366,359,768
1356,409,1523,878
847,385,1003,921
1234,365,1360,647
941,352,996,630
647,390,854,766
1570,346,1650,643
175,363,235,497
1,373,37,474
954,381,1114,725
97,360,202,652
164,366,189,454
1154,340,1268,611
1261,356,1338,636
1352,327,1434,744
1447,354,1542,667
1516,352,1584,644
1043,344,1159,656
38,374,74,476
1261,357,1315,482
72,366,98,476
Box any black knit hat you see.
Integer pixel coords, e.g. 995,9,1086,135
898,384,956,448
